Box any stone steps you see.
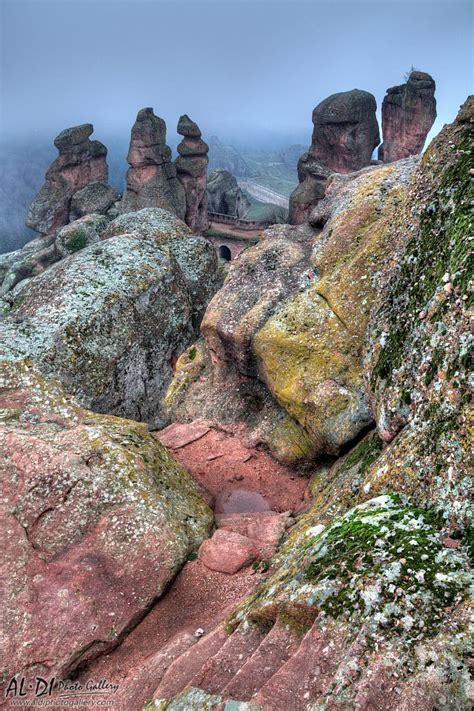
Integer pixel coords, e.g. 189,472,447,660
191,624,266,695
221,617,302,701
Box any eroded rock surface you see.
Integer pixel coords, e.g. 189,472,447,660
0,209,221,429
0,359,212,682
379,71,437,162
27,124,108,236
121,108,186,217
167,159,416,463
308,89,380,173
175,115,209,233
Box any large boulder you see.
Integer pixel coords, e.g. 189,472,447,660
207,169,250,218
167,159,416,463
175,115,210,233
378,71,437,162
0,209,221,429
26,124,108,236
54,213,109,257
0,359,212,682
309,89,380,173
254,159,415,457
121,107,186,217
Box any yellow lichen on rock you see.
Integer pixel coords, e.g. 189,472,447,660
254,162,412,456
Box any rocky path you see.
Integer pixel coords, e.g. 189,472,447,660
78,421,310,709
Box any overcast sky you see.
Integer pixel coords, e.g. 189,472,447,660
1,0,472,146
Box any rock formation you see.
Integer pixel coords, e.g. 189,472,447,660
289,89,380,223
378,70,437,162
151,98,472,710
167,157,416,463
309,89,380,173
0,208,222,429
288,155,332,224
207,169,250,218
0,358,212,683
26,124,108,236
121,107,186,217
175,115,209,233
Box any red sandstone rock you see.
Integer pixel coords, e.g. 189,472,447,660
198,529,257,574
0,360,212,684
379,71,436,162
175,114,210,233
309,89,380,173
26,124,108,236
121,107,186,217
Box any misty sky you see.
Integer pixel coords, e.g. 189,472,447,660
1,0,472,147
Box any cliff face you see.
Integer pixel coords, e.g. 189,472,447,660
26,124,108,236
175,115,209,234
121,107,186,217
379,71,437,162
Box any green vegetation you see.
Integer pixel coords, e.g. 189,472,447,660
65,229,89,253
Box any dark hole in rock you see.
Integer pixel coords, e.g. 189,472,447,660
218,245,232,261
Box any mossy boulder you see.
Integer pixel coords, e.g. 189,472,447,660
0,359,213,682
254,160,415,456
0,231,195,429
55,213,108,257
226,494,471,707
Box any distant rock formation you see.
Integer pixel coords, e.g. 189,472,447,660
208,136,253,177
207,169,250,218
121,108,186,218
174,115,209,233
26,124,108,236
309,89,380,173
289,89,380,224
378,71,436,162
288,155,332,225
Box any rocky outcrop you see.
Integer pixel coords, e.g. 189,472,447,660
289,89,380,223
309,89,380,173
363,96,472,524
175,115,209,233
208,135,253,177
121,108,186,218
0,209,221,429
288,155,332,224
0,359,212,683
26,124,108,236
207,169,250,218
378,71,437,162
167,159,416,464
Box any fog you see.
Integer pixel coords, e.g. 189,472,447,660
0,0,472,251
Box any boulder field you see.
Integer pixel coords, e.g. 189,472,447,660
0,97,471,710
